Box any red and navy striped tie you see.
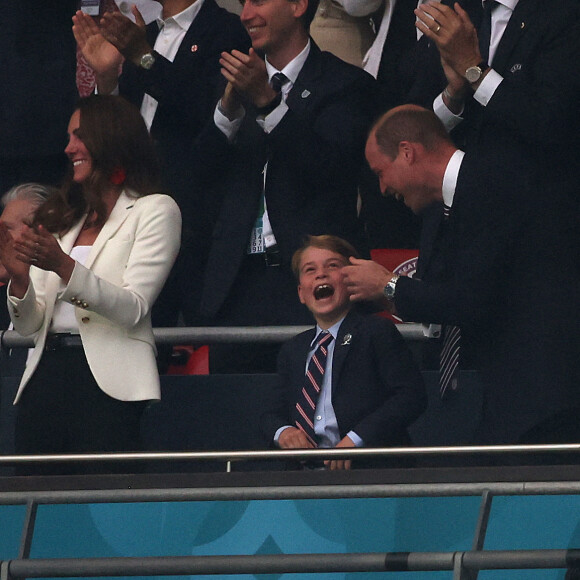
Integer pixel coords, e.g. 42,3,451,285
295,331,333,447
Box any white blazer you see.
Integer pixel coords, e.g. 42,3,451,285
8,190,182,404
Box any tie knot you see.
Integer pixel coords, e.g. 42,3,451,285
315,330,333,348
270,72,288,94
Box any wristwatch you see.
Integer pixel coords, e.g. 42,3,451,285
139,52,156,70
465,61,488,84
383,275,399,301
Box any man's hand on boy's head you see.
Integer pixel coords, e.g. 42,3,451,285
342,257,394,303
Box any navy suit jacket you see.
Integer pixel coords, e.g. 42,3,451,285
198,43,378,320
395,149,580,444
119,0,250,211
407,0,580,197
261,309,427,453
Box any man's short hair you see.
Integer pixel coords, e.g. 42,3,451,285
1,182,54,209
291,234,360,279
373,106,452,159
300,0,320,30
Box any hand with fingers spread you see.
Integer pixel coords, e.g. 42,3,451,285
415,2,482,82
219,48,278,113
73,10,124,93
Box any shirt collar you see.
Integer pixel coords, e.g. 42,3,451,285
442,150,465,208
265,39,311,87
157,0,204,31
482,0,518,10
313,316,346,347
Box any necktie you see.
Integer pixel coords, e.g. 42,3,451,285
270,72,288,94
295,331,334,447
439,204,461,398
478,0,497,64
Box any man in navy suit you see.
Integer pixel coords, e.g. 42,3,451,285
73,0,250,328
415,0,580,202
196,0,377,372
261,235,426,469
345,105,580,448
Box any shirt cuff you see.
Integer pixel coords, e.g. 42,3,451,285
433,93,463,132
274,425,293,446
214,100,245,142
347,430,364,447
473,68,503,106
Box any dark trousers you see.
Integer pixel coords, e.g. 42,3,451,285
15,347,146,476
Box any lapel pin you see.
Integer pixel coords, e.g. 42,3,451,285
191,44,198,52
520,21,525,29
301,90,311,99
341,333,352,346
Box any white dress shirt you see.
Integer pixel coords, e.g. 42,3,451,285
140,0,205,130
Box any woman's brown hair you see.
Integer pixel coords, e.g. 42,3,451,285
33,95,161,234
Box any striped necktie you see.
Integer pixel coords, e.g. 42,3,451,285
439,204,461,398
295,331,334,447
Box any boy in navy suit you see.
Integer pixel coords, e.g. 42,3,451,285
260,235,426,469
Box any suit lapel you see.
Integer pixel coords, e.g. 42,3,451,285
172,0,219,65
491,0,537,72
286,41,323,113
84,190,135,270
331,311,358,397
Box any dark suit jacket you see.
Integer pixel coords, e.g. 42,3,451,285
395,149,580,444
119,0,250,213
198,42,377,320
407,0,580,197
261,309,427,456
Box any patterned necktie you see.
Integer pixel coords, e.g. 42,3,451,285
295,331,334,447
479,0,498,64
439,204,461,398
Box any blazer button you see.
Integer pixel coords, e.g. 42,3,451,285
82,302,89,309
70,296,77,302
81,317,90,324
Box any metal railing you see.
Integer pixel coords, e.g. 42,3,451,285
2,473,580,578
0,323,429,349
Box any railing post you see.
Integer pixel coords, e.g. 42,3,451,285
18,500,38,560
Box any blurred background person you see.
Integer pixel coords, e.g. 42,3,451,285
0,184,53,328
0,95,181,475
310,0,378,67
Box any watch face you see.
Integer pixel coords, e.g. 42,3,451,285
465,66,482,83
140,53,155,70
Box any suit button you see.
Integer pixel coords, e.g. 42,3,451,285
82,302,89,309
76,299,83,306
70,296,77,302
81,317,90,324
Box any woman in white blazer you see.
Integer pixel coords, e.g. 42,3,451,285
0,95,181,475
